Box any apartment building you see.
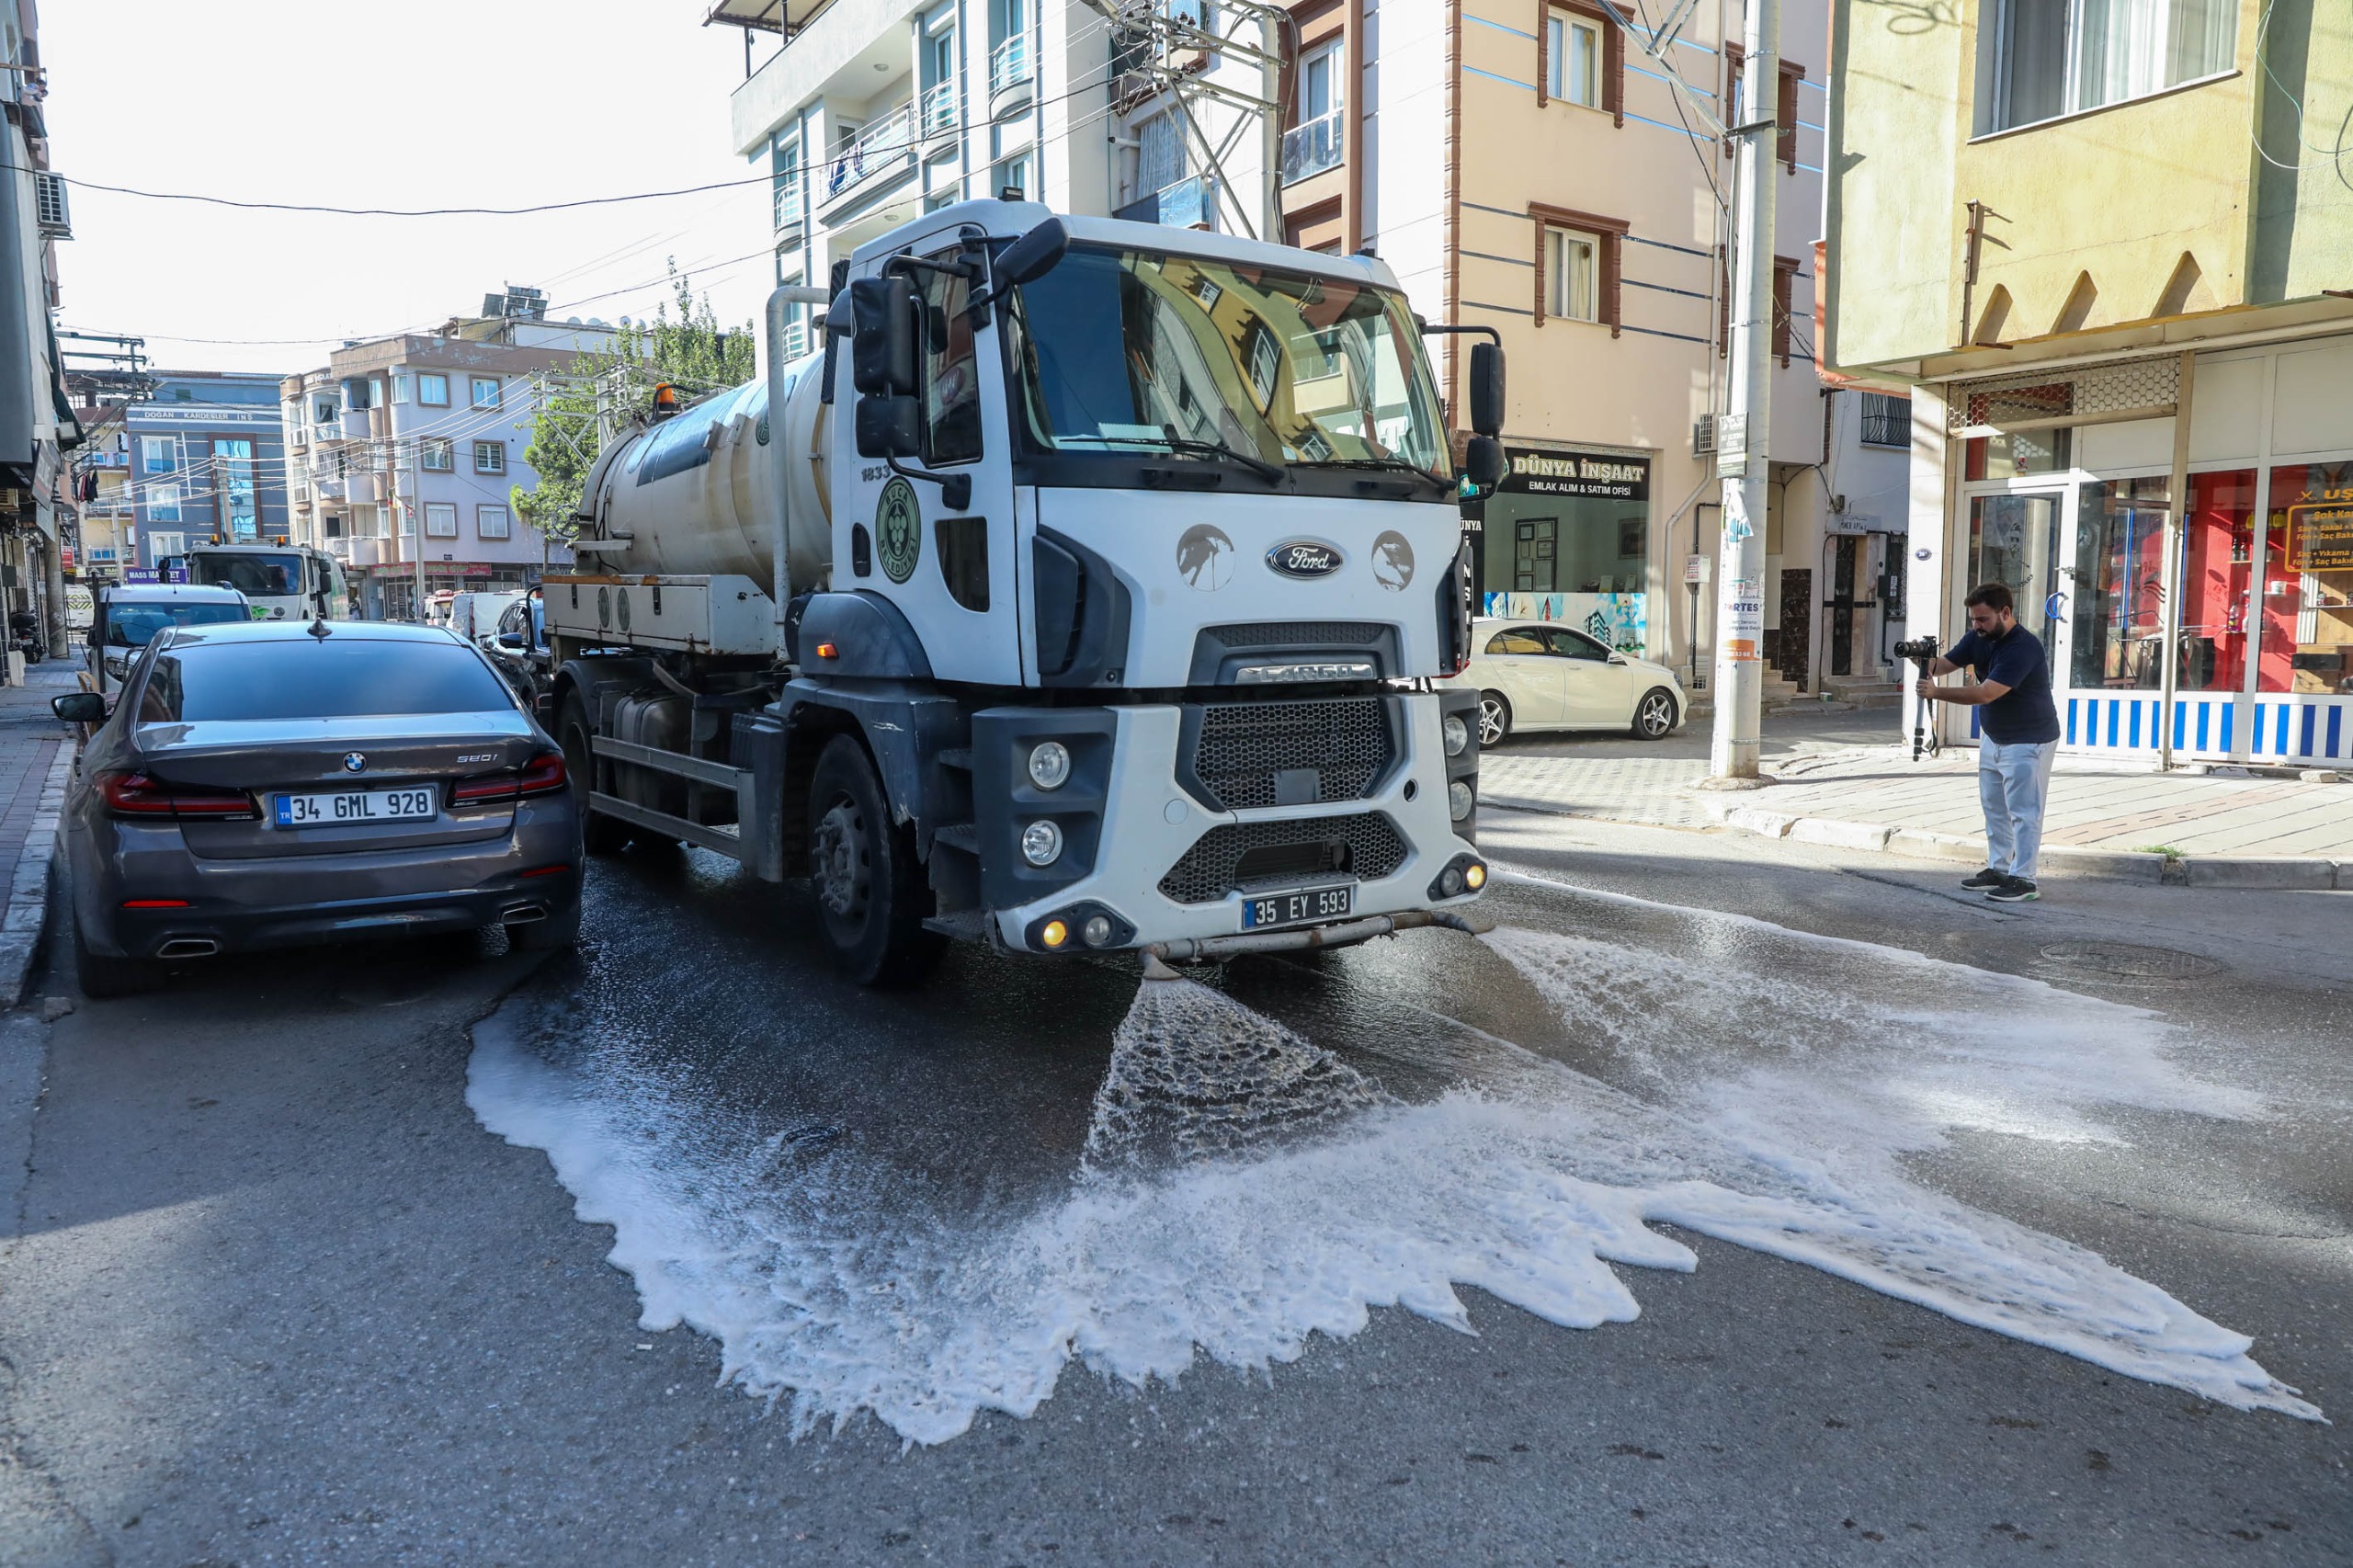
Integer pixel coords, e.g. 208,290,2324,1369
281,295,609,619
116,370,290,574
1825,0,2353,766
715,0,1905,694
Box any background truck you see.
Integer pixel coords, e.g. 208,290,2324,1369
184,541,350,623
545,200,1506,984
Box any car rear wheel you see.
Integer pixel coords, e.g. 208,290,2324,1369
559,692,630,854
807,734,943,987
1632,687,1679,741
1477,692,1512,746
507,897,582,953
74,916,158,1000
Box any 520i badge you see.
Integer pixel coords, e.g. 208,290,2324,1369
875,476,922,585
1266,540,1343,579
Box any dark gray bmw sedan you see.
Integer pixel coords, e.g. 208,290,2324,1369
53,619,582,997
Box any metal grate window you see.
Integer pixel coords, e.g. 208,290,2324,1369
1859,392,1910,449
1189,698,1392,811
1947,357,2179,436
1158,812,1408,904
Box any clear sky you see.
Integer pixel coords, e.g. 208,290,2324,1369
42,1,779,378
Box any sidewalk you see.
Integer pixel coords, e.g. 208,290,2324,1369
0,662,79,1001
1481,741,2353,888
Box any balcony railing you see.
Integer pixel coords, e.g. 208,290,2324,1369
1281,112,1342,184
989,33,1033,110
773,168,805,235
920,80,959,139
826,104,916,202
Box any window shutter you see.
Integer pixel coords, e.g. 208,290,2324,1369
1533,225,1548,325
1536,2,1549,108
1603,231,1622,336
1718,244,1730,358
1723,42,1745,140
1602,4,1623,127
1772,256,1799,366
1778,61,1804,171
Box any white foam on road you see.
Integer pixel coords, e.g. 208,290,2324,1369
468,904,2319,1446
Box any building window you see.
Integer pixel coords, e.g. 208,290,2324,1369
1979,0,2235,134
993,152,1032,200
1546,10,1600,107
473,440,505,475
470,377,502,411
417,372,449,407
140,436,174,473
313,396,336,425
1533,204,1627,333
420,437,455,472
147,530,187,559
1281,40,1345,183
391,373,411,404
145,483,181,522
1859,392,1911,448
1777,61,1805,169
1136,113,1183,195
1770,256,1802,365
424,502,459,538
476,504,511,540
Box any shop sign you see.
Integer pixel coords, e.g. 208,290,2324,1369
2290,504,2353,572
1498,449,1650,501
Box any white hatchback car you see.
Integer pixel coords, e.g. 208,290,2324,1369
1442,617,1687,744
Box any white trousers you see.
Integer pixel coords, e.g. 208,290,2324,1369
1978,736,2058,880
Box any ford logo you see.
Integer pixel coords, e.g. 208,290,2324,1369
1266,540,1343,579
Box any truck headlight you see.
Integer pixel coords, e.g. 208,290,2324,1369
1449,779,1475,822
1027,740,1071,790
1442,713,1469,757
1021,818,1063,866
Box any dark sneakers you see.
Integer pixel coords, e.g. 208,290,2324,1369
1961,868,2006,890
1986,877,2040,903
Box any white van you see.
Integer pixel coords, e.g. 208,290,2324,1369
63,583,94,632
184,543,349,623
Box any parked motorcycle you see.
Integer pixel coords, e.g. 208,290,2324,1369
9,610,45,665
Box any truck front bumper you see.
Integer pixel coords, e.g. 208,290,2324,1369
974,690,1485,958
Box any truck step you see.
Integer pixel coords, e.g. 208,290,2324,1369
936,747,973,771
923,910,991,941
932,823,981,855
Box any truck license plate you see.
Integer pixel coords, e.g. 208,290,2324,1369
274,788,438,827
1241,882,1354,930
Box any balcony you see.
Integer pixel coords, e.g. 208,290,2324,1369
920,80,959,144
1280,112,1342,185
324,537,352,562
823,104,917,214
1113,175,1215,230
774,168,806,242
989,34,1034,120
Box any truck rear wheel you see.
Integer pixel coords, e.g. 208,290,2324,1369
559,693,631,855
806,734,943,987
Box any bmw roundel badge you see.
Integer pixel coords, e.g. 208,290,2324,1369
343,753,367,774
1266,540,1344,579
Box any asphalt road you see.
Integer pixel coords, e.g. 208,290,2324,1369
2,812,2347,1567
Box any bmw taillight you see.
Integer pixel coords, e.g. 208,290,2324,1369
451,751,567,804
97,771,258,821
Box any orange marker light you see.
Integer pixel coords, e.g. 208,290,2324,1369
814,642,839,660
1464,863,1486,890
1040,919,1069,949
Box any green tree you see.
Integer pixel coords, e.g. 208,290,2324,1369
513,262,758,541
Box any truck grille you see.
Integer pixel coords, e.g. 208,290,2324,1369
1188,698,1392,812
1205,620,1387,647
1157,812,1409,904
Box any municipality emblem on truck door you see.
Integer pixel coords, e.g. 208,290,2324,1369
876,477,922,585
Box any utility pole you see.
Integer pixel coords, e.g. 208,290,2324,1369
1707,0,1779,781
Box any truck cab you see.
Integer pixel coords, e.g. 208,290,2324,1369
184,542,349,624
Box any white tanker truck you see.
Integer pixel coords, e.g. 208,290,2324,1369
544,199,1507,984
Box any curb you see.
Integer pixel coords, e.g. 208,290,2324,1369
1695,796,2340,888
0,744,74,1006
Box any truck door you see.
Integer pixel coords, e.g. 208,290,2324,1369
832,248,1023,685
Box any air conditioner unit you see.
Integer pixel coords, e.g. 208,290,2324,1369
33,172,69,239
1692,415,1717,455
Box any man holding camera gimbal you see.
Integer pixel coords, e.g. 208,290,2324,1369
1913,583,2063,903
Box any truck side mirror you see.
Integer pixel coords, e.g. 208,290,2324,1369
848,276,919,396
995,216,1068,287
1463,435,1506,490
1468,342,1506,437
855,394,924,459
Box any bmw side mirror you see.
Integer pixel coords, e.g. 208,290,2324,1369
51,691,105,724
1468,342,1506,437
1463,434,1506,490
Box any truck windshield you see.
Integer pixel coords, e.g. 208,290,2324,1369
1006,245,1446,477
191,551,305,597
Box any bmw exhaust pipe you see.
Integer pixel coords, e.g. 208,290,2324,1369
155,937,221,960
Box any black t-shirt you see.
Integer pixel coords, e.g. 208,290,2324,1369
1946,622,2062,744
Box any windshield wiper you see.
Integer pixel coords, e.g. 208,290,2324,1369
1076,434,1285,484
1291,454,1451,488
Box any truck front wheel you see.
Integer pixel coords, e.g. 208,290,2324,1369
806,734,943,987
559,693,630,855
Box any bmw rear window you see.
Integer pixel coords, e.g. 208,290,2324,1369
136,640,519,722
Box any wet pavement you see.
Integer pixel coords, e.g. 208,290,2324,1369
2,816,2347,1565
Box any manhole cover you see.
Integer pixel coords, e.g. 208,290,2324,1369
2030,941,2224,987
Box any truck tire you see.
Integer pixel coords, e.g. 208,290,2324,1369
559,693,631,854
806,734,944,987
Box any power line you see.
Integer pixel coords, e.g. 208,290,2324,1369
54,170,773,220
